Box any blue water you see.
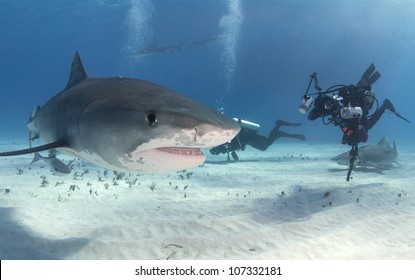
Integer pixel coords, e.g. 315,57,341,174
1,0,414,144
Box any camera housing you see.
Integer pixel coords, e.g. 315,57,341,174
305,84,369,121
341,106,363,119
313,95,341,116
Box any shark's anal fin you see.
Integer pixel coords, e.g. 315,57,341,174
0,140,68,157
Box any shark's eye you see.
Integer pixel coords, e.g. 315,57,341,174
146,112,157,126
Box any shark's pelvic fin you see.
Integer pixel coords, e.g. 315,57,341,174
65,51,87,89
0,139,68,157
30,152,43,164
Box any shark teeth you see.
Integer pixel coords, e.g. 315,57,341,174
157,147,203,156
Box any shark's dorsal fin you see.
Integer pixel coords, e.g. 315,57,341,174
377,136,389,146
66,51,87,89
0,139,68,157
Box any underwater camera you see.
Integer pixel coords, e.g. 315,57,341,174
340,106,362,119
298,72,370,120
299,63,384,121
306,88,364,119
314,95,340,115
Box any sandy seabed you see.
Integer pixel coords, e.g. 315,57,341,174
0,140,414,260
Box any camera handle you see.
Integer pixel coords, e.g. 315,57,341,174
346,143,358,181
303,73,321,98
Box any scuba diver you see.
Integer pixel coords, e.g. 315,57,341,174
210,118,305,161
298,63,410,180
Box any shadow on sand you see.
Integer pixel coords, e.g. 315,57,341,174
328,167,386,175
0,207,89,259
249,182,385,224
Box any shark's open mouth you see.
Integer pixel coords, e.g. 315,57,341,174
156,147,204,156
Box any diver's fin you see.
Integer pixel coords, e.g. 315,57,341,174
0,140,68,157
362,63,376,80
357,63,381,87
66,51,87,89
394,111,411,124
367,71,381,86
383,99,410,124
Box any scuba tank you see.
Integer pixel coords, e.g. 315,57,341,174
232,118,260,132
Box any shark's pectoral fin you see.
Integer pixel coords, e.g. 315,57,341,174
0,139,68,157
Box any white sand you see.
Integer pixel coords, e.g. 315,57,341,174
0,140,414,260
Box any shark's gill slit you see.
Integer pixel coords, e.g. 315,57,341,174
194,127,198,141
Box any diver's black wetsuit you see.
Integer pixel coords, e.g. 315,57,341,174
238,120,305,151
362,99,396,130
210,120,305,156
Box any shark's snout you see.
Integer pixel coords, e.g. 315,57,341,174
123,112,240,173
192,120,240,147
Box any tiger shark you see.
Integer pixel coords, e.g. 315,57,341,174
0,51,240,173
136,42,180,56
331,136,398,169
